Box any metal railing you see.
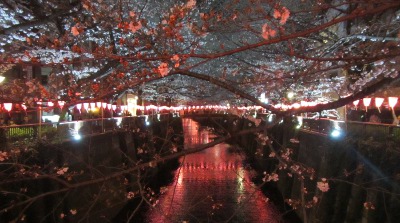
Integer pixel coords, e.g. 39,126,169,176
301,118,400,139
0,113,177,143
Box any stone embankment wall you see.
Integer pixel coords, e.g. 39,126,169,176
0,115,183,222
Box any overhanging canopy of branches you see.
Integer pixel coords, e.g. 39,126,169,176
0,0,399,113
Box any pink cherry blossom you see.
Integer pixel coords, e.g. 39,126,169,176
0,151,8,161
158,62,170,77
129,21,142,33
71,26,80,36
317,178,330,192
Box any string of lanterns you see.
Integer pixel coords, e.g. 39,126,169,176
352,97,398,111
1,97,399,114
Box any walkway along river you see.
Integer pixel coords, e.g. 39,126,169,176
141,118,284,222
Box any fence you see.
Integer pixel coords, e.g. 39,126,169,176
0,113,177,143
301,118,400,139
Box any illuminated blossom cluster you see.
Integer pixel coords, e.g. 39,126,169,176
273,7,290,25
186,0,196,9
257,133,269,145
0,151,8,161
56,167,69,176
60,209,77,219
263,172,279,182
129,21,142,33
281,148,293,161
317,178,330,192
158,62,170,77
171,54,180,67
126,191,135,199
286,198,301,210
363,202,375,210
261,24,276,40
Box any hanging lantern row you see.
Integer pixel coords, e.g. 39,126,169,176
352,97,398,111
1,103,29,112
2,97,399,114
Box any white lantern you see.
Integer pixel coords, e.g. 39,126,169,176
388,97,398,109
3,103,12,112
363,98,371,111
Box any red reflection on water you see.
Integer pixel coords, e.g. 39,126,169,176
145,119,282,222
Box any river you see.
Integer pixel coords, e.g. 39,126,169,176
141,118,284,222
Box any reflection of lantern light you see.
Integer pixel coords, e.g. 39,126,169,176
4,103,12,112
353,100,359,106
388,97,398,108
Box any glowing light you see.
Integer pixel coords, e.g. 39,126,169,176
76,104,82,110
48,102,54,107
363,98,371,111
58,101,65,109
3,103,12,112
102,102,107,109
388,97,398,108
287,92,294,99
0,76,5,83
96,102,102,108
353,100,359,106
375,98,384,112
107,104,112,110
74,134,82,140
112,105,117,111
363,98,371,107
330,129,341,138
90,102,95,108
83,103,89,110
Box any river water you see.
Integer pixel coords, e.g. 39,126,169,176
142,118,283,222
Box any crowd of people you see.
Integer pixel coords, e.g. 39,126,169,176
0,116,32,126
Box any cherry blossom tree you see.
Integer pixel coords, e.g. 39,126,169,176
1,0,400,222
0,0,398,111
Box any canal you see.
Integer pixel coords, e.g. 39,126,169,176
141,118,284,222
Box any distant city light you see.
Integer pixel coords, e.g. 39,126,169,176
287,92,294,99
